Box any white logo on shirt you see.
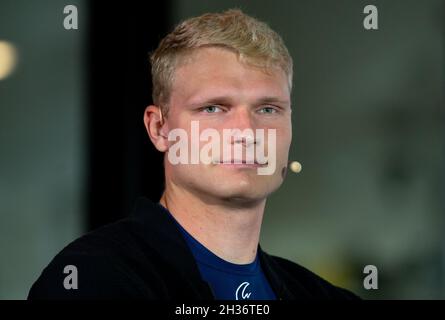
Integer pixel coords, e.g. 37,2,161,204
235,281,251,300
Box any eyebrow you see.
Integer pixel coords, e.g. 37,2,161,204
187,95,290,107
257,96,291,105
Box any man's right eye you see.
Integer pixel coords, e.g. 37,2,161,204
201,105,223,113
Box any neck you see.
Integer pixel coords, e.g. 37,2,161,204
160,183,266,264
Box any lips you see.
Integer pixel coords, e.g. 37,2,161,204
212,159,268,166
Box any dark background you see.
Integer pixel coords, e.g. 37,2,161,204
86,1,171,229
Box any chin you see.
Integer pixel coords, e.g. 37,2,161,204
209,181,275,204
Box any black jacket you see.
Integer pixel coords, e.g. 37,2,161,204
28,197,359,300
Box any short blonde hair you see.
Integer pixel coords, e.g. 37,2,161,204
150,9,293,115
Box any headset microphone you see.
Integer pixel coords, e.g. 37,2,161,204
282,161,302,179
289,161,302,173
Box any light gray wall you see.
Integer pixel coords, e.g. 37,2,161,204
0,0,86,299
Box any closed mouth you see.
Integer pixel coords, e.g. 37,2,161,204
212,160,268,166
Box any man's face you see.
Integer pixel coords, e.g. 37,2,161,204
163,47,292,205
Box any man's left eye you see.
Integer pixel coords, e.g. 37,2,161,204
258,106,278,114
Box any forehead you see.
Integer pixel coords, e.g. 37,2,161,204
170,47,290,106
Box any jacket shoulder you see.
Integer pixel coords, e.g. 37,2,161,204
28,219,160,299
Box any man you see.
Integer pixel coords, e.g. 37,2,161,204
29,9,359,300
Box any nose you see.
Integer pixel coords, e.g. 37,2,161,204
228,106,257,147
233,106,254,129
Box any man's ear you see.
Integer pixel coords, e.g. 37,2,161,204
143,105,169,152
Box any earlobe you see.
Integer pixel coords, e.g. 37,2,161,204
143,105,169,152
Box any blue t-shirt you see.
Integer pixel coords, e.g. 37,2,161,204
159,204,276,300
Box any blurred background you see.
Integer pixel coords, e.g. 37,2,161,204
0,0,443,299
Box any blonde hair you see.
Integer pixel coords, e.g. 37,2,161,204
150,9,293,115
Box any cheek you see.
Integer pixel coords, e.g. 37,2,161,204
283,129,292,149
273,125,292,148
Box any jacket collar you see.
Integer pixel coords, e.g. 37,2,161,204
129,196,297,300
